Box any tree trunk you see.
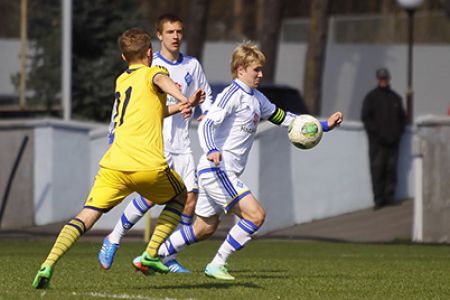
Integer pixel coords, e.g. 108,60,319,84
258,0,285,83
378,0,395,44
232,0,244,39
186,0,210,63
440,0,450,18
303,0,329,115
232,0,256,40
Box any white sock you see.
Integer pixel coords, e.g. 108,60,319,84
108,196,152,244
179,213,193,227
158,224,197,259
162,214,193,262
211,219,259,266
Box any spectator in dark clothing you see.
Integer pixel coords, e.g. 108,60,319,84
361,68,406,210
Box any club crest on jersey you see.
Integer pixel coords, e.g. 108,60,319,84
184,72,193,86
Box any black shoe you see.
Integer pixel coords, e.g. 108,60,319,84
373,203,385,211
387,200,401,206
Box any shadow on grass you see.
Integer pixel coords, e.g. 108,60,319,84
229,269,287,279
136,281,261,290
244,274,288,279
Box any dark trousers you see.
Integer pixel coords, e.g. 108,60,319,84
368,137,400,207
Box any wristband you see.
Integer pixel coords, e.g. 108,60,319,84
320,120,329,132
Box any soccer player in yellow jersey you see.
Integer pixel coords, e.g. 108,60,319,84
32,27,205,289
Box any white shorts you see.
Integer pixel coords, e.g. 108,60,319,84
195,167,251,218
165,152,198,193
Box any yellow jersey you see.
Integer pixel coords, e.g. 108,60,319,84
100,64,170,171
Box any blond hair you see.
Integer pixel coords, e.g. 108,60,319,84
118,28,152,62
230,42,266,79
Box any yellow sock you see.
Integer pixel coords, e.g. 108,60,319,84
146,200,183,257
43,218,86,267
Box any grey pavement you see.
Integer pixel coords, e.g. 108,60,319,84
263,199,413,242
0,199,413,243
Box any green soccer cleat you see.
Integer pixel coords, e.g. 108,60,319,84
204,263,235,280
132,256,155,276
32,265,53,289
140,252,169,274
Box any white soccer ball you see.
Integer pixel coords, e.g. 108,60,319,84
288,114,323,149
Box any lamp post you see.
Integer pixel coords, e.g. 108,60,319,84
397,0,423,124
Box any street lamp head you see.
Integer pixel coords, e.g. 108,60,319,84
397,0,423,10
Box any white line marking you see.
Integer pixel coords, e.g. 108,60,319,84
71,291,197,300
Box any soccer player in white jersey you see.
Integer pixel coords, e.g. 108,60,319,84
98,14,212,273
153,42,344,280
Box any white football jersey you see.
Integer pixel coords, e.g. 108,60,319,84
152,51,212,154
197,79,295,176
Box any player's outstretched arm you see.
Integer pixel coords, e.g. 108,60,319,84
188,89,206,107
153,73,189,103
326,112,344,131
165,102,192,118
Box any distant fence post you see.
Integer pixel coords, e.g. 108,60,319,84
415,116,450,243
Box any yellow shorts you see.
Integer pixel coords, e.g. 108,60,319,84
84,166,185,211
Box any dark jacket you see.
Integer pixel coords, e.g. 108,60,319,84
361,86,406,146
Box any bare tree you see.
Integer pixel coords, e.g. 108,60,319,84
232,0,256,40
303,0,330,115
258,0,285,83
186,0,210,63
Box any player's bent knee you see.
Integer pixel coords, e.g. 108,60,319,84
193,216,219,240
247,207,266,227
201,224,218,239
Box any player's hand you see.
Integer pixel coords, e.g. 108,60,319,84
188,89,206,106
179,102,192,118
207,151,222,166
327,112,343,130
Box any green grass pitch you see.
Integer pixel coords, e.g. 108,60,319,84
2,239,450,299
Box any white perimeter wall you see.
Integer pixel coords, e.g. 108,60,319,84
17,118,414,233
32,120,91,225
87,121,414,234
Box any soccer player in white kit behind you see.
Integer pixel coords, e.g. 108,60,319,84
98,14,212,273
154,42,344,280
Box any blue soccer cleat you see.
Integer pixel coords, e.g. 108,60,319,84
204,263,235,280
165,259,190,273
98,237,119,270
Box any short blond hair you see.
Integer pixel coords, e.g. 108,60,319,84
230,42,266,79
118,28,152,62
